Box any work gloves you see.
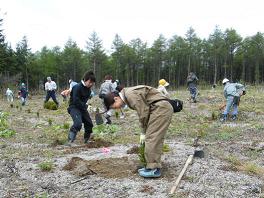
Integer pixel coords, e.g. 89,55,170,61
139,133,145,144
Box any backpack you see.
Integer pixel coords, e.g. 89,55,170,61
152,98,183,113
168,99,183,112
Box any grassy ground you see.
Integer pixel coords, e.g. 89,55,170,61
0,86,264,196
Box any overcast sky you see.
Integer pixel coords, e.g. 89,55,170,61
1,0,263,52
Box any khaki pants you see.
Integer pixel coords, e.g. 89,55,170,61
145,100,173,169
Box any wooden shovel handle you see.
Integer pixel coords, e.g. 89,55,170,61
169,154,194,194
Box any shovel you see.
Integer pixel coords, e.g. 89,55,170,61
170,138,204,194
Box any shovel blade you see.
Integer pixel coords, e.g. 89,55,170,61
194,149,204,158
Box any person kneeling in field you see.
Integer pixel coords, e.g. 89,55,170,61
67,71,96,146
103,85,173,178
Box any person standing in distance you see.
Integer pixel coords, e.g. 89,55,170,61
44,77,59,106
157,79,170,97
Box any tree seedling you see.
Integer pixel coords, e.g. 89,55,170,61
138,143,146,166
48,118,53,126
115,111,119,119
38,161,54,171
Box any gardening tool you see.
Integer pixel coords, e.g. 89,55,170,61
169,137,204,194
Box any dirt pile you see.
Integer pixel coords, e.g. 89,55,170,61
63,156,140,178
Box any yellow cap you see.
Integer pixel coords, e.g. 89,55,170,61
159,79,169,86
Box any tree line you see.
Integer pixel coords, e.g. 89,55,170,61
1,16,264,91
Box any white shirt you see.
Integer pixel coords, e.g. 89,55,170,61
69,81,78,91
45,81,57,91
157,85,169,97
6,89,13,96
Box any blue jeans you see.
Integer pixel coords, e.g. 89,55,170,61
21,97,26,106
224,96,239,116
189,87,197,100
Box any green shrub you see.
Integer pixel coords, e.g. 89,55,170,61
244,163,260,175
162,144,170,152
0,129,16,138
63,122,70,129
38,161,54,171
211,111,218,120
44,101,58,110
93,124,119,134
0,112,15,138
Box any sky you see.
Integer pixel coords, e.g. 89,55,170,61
0,0,264,53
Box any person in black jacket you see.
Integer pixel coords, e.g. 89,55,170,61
67,71,96,145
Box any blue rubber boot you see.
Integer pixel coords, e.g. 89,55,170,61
139,168,161,178
68,131,76,143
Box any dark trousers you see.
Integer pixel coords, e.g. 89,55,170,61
45,90,59,105
68,107,93,140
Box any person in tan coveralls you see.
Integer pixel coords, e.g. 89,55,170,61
103,85,173,178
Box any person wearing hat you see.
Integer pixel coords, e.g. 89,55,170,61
187,72,199,103
44,76,59,106
103,85,173,178
220,78,246,122
98,75,116,124
67,71,96,145
19,83,28,106
157,79,169,97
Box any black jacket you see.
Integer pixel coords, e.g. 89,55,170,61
68,82,91,112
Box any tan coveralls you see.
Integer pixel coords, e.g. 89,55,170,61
121,85,173,169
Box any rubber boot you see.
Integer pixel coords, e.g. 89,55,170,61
231,114,237,121
84,133,91,144
68,131,77,142
220,114,227,122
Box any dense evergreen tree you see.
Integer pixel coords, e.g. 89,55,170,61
1,19,264,90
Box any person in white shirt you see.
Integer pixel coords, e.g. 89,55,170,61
44,76,59,105
157,79,169,97
6,88,14,102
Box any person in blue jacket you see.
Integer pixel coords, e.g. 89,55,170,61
220,78,246,122
67,71,96,145
187,72,199,103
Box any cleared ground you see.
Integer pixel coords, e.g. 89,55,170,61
0,86,263,198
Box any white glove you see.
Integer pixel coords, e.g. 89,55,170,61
139,134,145,144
